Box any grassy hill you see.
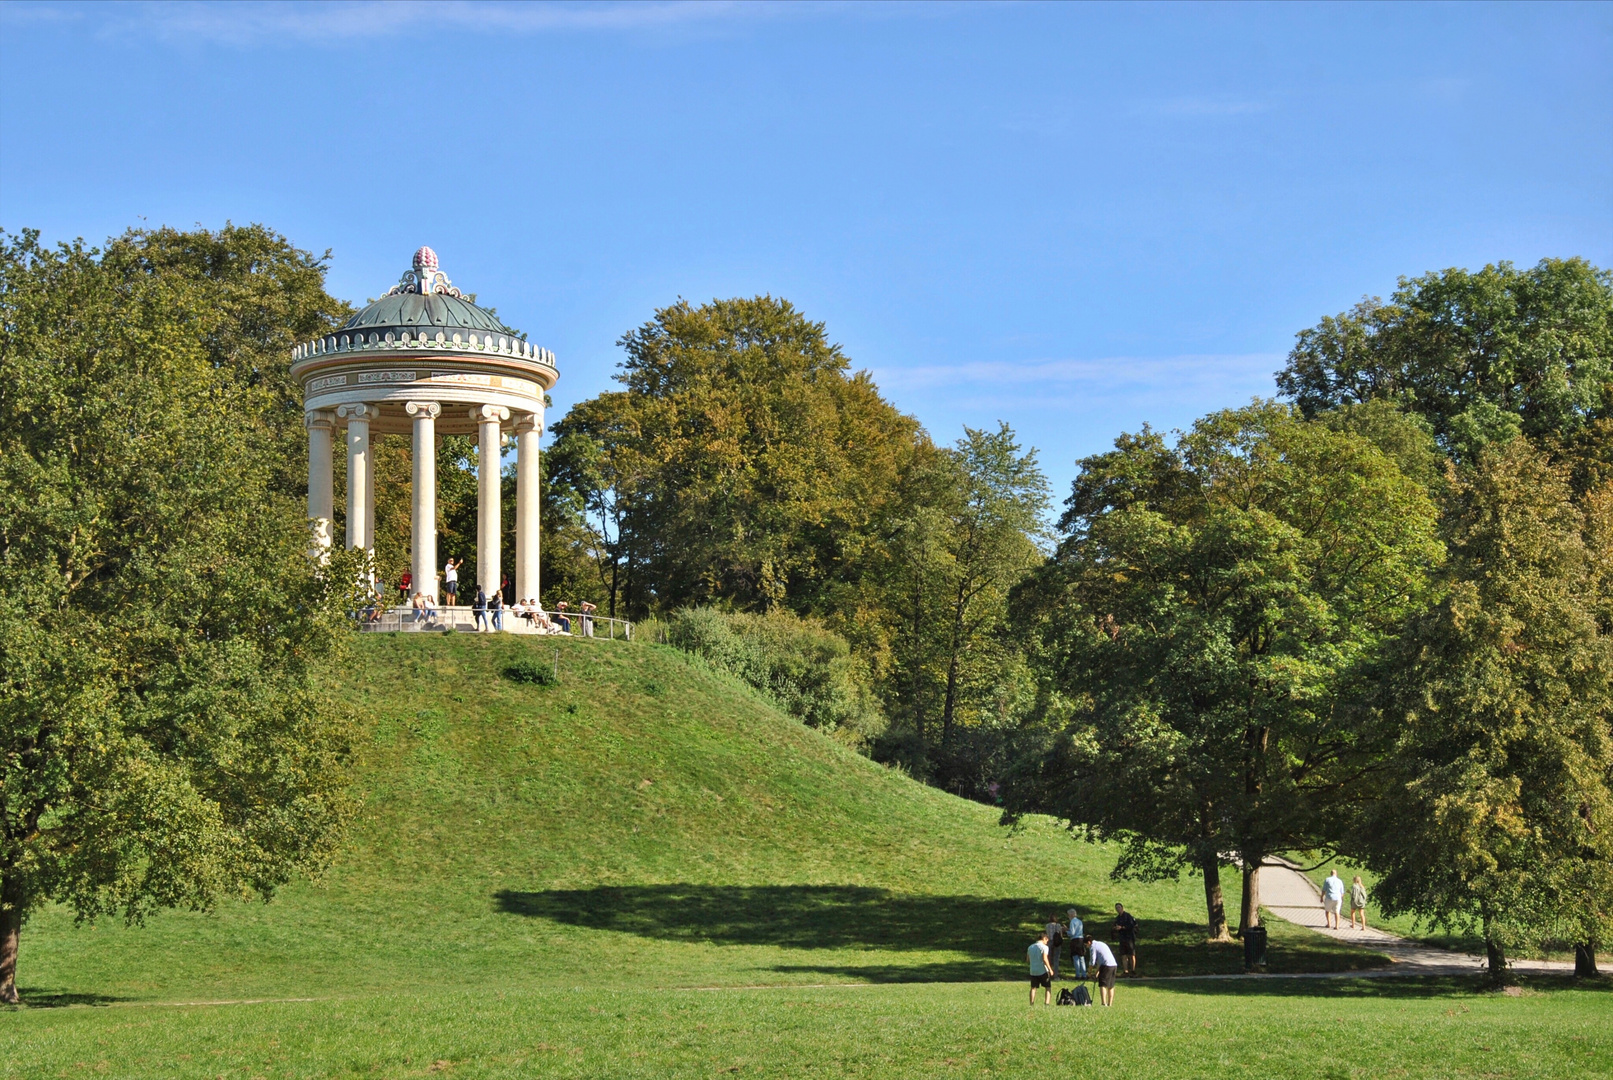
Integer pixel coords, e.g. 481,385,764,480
11,634,1613,1079
20,632,1381,1005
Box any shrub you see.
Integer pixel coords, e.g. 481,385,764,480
666,607,885,745
502,657,557,686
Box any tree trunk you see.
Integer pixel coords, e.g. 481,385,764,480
0,871,21,1004
1238,856,1261,934
1574,942,1599,978
910,581,926,746
1482,915,1510,985
941,578,966,748
1202,857,1231,941
941,650,959,747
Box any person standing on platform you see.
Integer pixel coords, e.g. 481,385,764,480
443,557,461,605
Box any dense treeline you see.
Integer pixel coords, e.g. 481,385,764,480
5,222,1609,993
540,259,1612,978
541,297,1052,793
1006,258,1613,978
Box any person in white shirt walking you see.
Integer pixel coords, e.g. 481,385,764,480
1320,869,1346,930
1082,935,1119,1006
1027,930,1054,1005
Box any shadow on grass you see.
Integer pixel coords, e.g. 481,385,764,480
498,884,1033,980
495,884,1382,980
12,989,131,1008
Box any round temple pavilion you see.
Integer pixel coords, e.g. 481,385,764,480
294,246,558,606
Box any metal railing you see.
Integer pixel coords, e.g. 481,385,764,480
355,605,631,639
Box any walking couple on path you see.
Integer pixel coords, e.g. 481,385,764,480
1320,868,1370,931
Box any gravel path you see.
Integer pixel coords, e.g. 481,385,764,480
1260,859,1573,977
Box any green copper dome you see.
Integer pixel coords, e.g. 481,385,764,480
342,291,515,337
341,247,521,339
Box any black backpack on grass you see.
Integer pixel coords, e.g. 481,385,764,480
1056,988,1075,1006
1070,984,1093,1006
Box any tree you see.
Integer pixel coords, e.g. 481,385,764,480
1277,259,1613,460
1362,439,1613,980
1008,404,1443,938
0,228,357,1003
546,393,653,617
583,296,926,616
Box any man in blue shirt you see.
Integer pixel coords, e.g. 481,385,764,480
1321,869,1346,930
1066,908,1086,978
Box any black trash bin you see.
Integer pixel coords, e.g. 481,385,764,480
1243,925,1269,970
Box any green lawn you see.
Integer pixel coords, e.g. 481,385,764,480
7,978,1610,1079
24,632,1585,1075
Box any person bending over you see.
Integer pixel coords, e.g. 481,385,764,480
1082,935,1119,1006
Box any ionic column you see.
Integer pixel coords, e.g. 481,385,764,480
406,401,441,602
471,405,510,599
364,435,376,556
338,404,380,551
514,410,542,604
305,410,337,557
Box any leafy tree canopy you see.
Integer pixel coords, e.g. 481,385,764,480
1277,258,1613,460
1009,403,1443,937
0,227,357,1003
1361,438,1613,976
551,296,927,615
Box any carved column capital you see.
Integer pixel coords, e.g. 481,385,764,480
512,411,541,434
304,409,338,432
337,403,383,423
405,400,441,420
470,404,511,423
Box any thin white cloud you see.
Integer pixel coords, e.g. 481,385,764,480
58,0,790,46
873,352,1282,396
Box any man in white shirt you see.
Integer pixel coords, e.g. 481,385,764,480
1083,935,1119,1006
1321,869,1346,929
1027,930,1053,1005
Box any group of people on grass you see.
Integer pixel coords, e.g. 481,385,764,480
1030,876,1374,1007
1028,903,1140,1007
358,557,598,634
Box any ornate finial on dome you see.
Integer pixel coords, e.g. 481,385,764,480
388,245,463,298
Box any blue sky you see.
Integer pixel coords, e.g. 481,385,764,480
3,1,1609,499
